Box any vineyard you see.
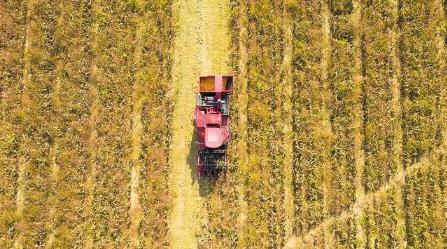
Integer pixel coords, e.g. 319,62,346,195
0,0,446,248
1,0,173,247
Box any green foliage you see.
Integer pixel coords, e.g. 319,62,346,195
227,1,447,246
138,2,174,246
288,0,329,234
17,1,59,247
330,0,353,16
331,15,354,42
327,0,357,215
0,0,174,247
234,0,287,247
330,215,357,248
362,0,397,193
47,0,96,247
400,0,443,165
403,159,446,248
361,188,404,248
91,1,135,246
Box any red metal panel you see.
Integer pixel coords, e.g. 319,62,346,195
205,112,222,125
205,127,224,148
195,108,205,128
215,75,222,100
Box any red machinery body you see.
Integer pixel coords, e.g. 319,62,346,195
194,75,233,176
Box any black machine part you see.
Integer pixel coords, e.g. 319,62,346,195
199,148,226,176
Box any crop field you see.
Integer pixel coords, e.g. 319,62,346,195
0,0,446,248
1,0,173,247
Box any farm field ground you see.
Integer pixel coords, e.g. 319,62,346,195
1,0,446,248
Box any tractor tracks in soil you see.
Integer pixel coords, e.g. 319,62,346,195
168,0,230,248
281,7,295,245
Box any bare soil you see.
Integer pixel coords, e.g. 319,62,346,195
168,0,230,248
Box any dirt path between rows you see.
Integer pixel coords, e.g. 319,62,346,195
168,0,230,248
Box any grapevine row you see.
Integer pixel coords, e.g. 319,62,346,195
241,1,287,247
17,1,58,247
48,0,93,247
400,0,446,246
0,1,27,247
137,1,174,247
287,0,331,234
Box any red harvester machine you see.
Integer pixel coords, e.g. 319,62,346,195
194,75,233,177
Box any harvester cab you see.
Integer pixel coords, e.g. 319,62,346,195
194,75,233,177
